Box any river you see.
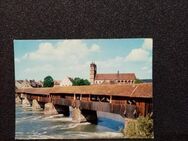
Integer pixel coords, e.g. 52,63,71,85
15,104,125,139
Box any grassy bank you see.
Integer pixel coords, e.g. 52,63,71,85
122,115,153,138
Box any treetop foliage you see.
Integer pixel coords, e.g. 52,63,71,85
134,78,143,84
43,75,54,87
72,77,90,86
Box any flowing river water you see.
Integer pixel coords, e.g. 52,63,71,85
16,104,125,139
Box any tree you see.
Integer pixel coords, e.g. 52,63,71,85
72,77,90,86
134,78,143,84
43,76,54,87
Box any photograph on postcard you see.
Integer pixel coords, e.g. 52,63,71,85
14,39,153,139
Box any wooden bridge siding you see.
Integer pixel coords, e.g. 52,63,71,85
136,102,145,116
80,101,126,115
52,98,73,106
81,95,90,101
50,95,151,116
110,96,127,115
135,98,152,116
145,99,153,116
16,92,152,116
110,103,125,115
64,94,74,100
47,95,148,116
50,97,125,115
27,95,50,103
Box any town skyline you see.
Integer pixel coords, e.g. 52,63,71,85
14,39,152,81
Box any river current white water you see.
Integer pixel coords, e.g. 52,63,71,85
15,104,125,139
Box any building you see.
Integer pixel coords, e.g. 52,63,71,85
15,80,32,89
60,76,74,86
90,62,136,85
30,80,43,88
54,80,62,86
15,80,43,89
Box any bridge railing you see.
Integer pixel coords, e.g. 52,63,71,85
110,103,125,116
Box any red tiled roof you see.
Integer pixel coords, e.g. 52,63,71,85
51,83,152,98
95,73,136,80
16,88,51,95
131,83,152,98
54,80,62,85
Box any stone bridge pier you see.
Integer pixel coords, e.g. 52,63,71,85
44,102,70,116
72,108,98,124
15,93,26,104
32,99,44,110
15,94,22,104
22,97,32,107
71,100,98,124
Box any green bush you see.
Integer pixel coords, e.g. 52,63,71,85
134,78,143,84
123,115,153,138
136,115,153,137
124,119,137,137
43,76,54,87
72,77,90,86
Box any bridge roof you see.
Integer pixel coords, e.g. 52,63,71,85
130,83,152,98
16,83,152,98
51,83,152,98
16,88,51,95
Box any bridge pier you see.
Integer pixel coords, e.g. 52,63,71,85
32,99,43,110
72,108,87,123
72,108,97,124
44,103,58,115
22,97,31,107
44,102,70,116
15,95,21,104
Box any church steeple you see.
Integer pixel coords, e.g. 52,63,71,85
90,62,97,84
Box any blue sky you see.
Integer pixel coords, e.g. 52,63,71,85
14,39,152,80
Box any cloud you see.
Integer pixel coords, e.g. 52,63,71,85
90,44,101,52
125,38,152,62
20,40,102,80
141,66,149,71
23,40,101,61
21,64,56,80
15,58,20,63
24,64,55,73
125,48,150,61
142,38,152,50
16,39,152,80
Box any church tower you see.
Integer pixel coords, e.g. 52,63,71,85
90,62,97,84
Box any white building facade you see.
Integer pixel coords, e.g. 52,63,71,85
60,77,73,86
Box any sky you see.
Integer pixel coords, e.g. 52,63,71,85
14,39,152,81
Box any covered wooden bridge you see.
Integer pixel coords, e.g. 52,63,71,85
16,83,152,118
